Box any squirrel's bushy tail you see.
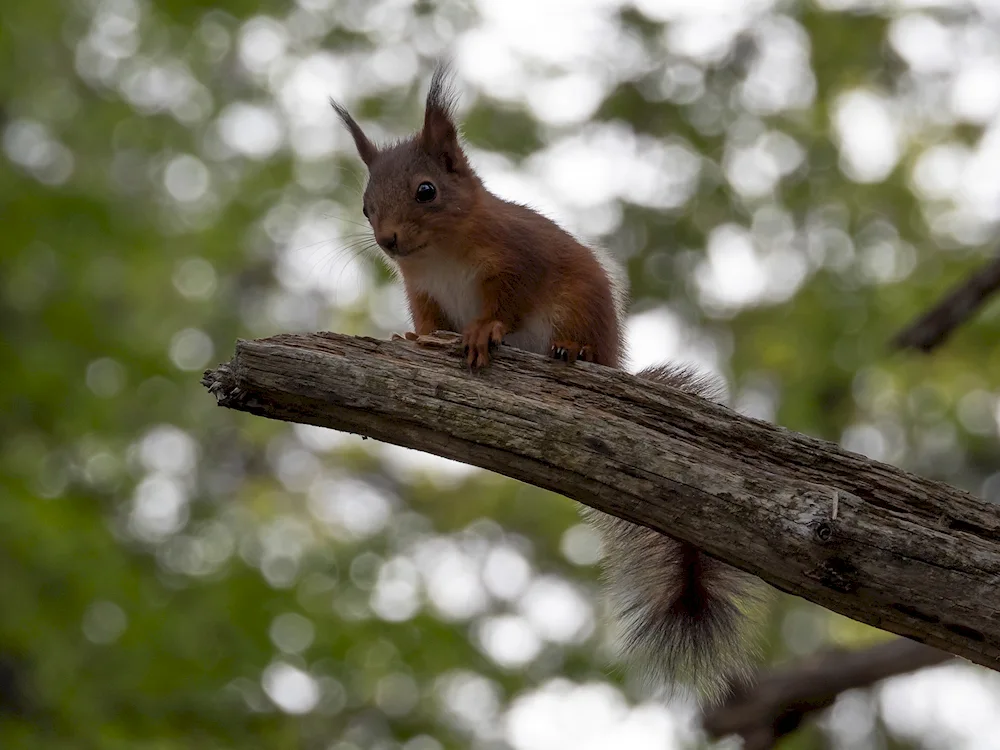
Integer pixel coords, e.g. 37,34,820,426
584,364,769,704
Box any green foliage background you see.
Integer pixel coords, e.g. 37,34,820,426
3,0,999,748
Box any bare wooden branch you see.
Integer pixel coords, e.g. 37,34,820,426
703,639,953,748
202,331,1000,671
891,253,1000,352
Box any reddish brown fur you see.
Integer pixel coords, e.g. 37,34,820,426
477,198,621,366
402,195,623,368
334,66,764,703
404,288,451,335
333,66,622,369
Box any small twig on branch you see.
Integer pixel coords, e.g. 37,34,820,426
703,639,953,749
891,253,1000,352
202,331,1000,671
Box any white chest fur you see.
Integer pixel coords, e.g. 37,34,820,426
407,261,552,356
409,262,482,332
505,313,553,355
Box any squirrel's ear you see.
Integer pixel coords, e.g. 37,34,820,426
420,64,467,174
331,100,378,167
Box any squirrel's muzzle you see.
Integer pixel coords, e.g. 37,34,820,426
376,232,398,254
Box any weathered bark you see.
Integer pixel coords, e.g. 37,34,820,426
202,331,1000,671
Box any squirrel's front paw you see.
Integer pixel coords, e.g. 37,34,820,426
550,341,594,364
463,319,506,370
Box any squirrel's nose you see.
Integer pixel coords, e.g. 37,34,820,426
377,232,398,252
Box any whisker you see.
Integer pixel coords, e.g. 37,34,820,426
315,242,385,300
321,213,370,230
328,162,367,195
281,232,372,256
305,238,382,281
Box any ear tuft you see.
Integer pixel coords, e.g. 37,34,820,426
425,63,459,123
331,99,378,167
420,63,467,174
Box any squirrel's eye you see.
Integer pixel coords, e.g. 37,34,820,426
415,182,437,203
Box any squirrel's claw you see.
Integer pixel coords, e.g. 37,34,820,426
550,341,593,364
463,319,506,370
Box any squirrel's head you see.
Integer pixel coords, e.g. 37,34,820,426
333,65,481,259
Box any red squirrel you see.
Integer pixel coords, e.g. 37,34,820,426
333,65,766,702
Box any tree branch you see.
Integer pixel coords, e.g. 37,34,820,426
891,253,1000,352
202,331,1000,670
703,639,952,748
719,250,1000,743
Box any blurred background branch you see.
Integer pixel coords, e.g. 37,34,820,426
704,640,953,749
891,252,1000,352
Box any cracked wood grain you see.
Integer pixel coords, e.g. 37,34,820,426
202,331,1000,671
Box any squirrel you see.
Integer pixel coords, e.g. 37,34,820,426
332,65,767,703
